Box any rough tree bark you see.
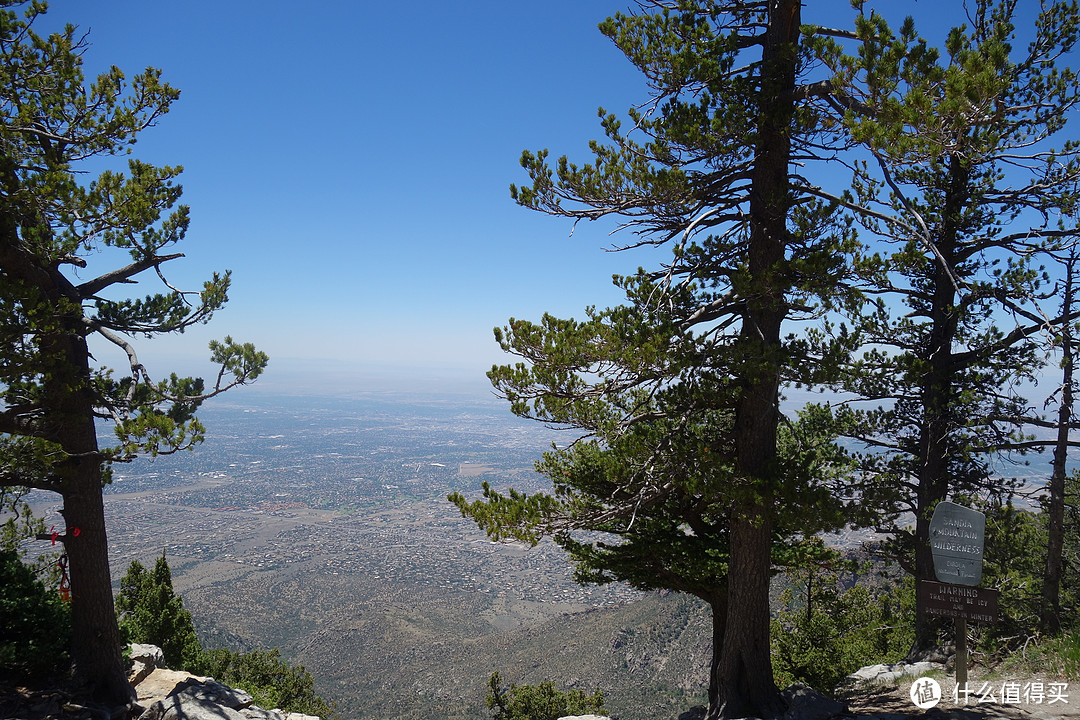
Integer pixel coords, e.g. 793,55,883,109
711,1,799,717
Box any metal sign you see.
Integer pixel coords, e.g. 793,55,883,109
929,501,986,586
918,580,999,624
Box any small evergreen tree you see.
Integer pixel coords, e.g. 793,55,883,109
115,553,201,671
771,569,913,695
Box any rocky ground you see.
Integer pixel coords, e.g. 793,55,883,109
0,645,318,720
2,654,1075,720
840,669,1078,720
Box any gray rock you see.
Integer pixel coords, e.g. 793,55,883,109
782,683,847,720
841,661,943,688
1027,712,1063,720
127,644,163,687
557,716,611,720
846,664,893,684
902,661,943,677
129,644,165,668
284,713,322,720
172,677,254,710
135,668,210,707
139,695,247,720
128,659,153,687
241,705,287,720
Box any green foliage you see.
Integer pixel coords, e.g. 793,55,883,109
0,549,71,682
970,497,1080,657
193,648,336,719
1065,470,1080,629
0,0,266,698
982,500,1045,636
115,553,202,671
995,630,1080,680
485,671,605,720
771,569,914,695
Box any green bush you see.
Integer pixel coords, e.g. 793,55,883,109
193,647,335,718
771,570,913,695
0,549,71,682
485,671,606,720
116,553,335,716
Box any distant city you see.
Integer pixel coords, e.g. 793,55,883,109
20,386,1067,719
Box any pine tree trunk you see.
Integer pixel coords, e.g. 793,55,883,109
62,475,132,704
910,492,945,656
705,592,728,718
712,512,783,720
1042,253,1074,634
47,306,133,706
910,155,965,659
705,2,801,717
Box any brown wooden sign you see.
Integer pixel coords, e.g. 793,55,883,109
918,580,999,624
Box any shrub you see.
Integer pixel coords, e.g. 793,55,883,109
115,553,202,670
193,647,336,718
485,671,606,720
771,570,913,695
0,549,71,682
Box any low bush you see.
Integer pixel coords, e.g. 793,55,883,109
193,647,335,718
0,549,71,682
771,569,913,695
485,671,606,720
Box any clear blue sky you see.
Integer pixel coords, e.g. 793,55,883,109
39,1,1053,393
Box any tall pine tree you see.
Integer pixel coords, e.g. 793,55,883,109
453,2,882,716
811,0,1080,654
0,2,266,702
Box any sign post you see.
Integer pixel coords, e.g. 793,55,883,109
928,502,990,690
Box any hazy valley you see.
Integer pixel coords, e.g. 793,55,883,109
31,388,717,719
26,383,1060,718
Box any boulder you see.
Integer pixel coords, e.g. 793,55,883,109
783,683,847,720
128,660,153,687
135,668,210,707
241,705,287,720
284,714,322,720
841,661,943,688
129,644,165,668
128,644,165,686
139,695,247,720
171,677,254,710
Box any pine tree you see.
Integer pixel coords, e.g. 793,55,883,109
0,1,266,702
115,553,202,671
1042,246,1079,633
453,2,879,716
812,0,1080,653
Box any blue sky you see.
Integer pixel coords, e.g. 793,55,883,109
39,1,1060,393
